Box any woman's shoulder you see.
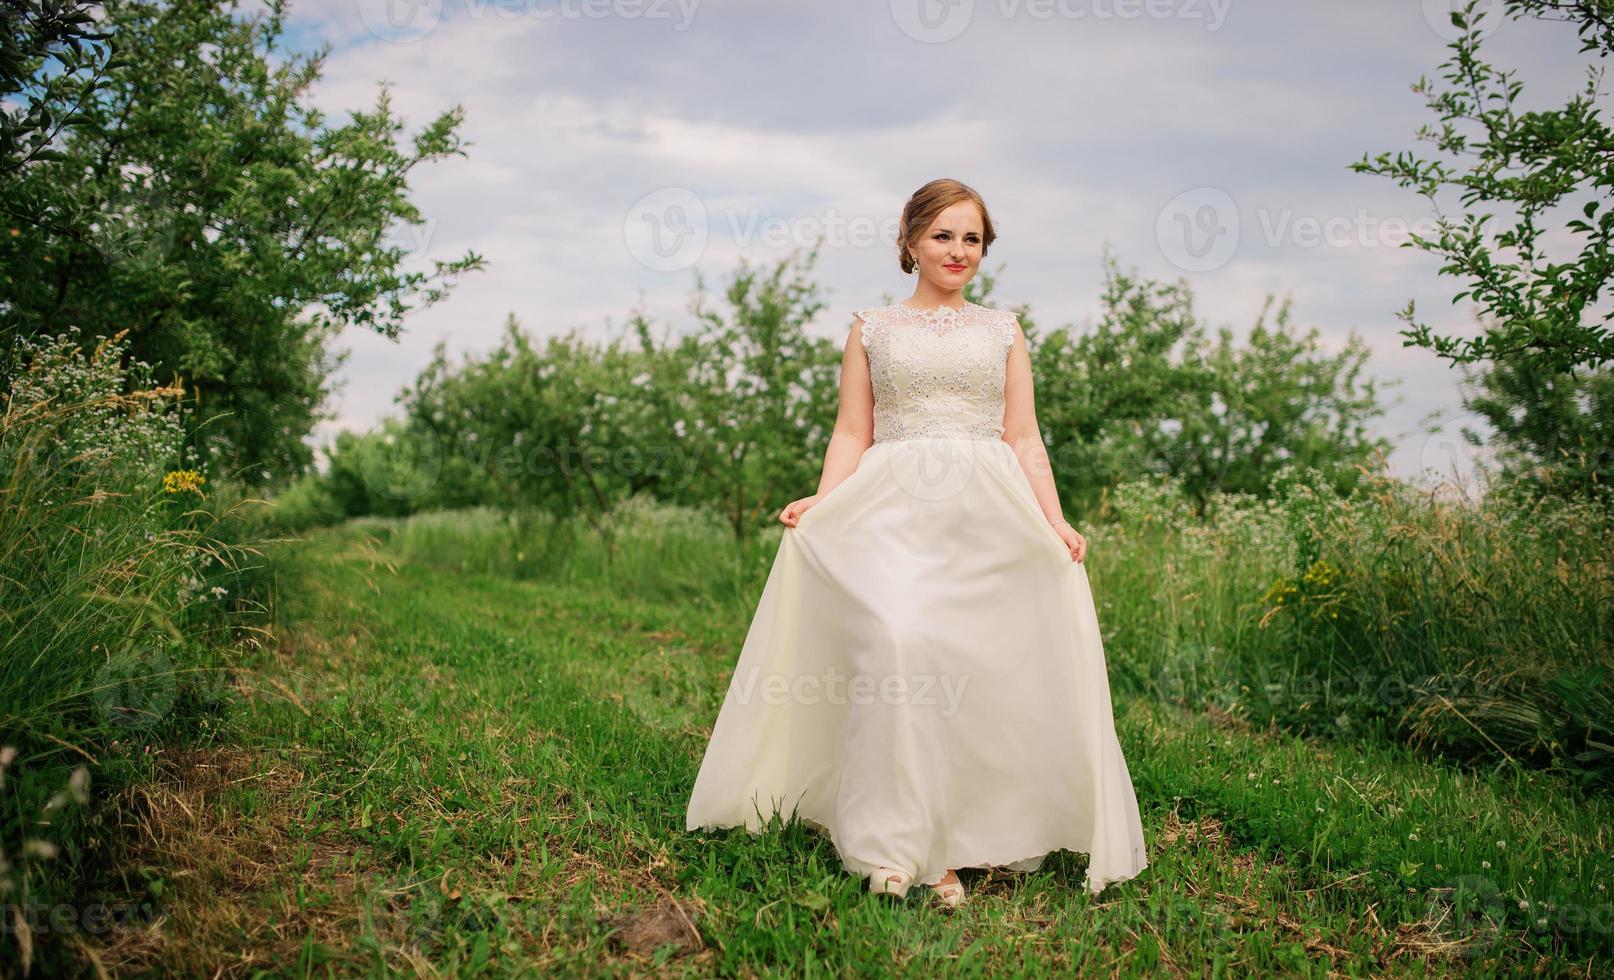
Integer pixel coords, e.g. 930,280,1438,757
851,303,895,324
849,305,888,350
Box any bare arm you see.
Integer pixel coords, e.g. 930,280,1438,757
816,316,876,495
780,317,874,526
1002,320,1082,559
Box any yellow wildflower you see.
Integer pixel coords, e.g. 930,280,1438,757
163,469,206,494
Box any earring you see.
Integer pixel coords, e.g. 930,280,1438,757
908,252,918,273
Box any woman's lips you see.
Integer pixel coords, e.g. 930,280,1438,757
944,264,967,271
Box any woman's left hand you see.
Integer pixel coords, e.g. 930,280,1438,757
1052,522,1086,563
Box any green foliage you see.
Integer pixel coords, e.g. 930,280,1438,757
1506,0,1614,54
0,327,271,972
1351,0,1614,372
305,248,844,543
1352,0,1614,508
1095,464,1614,788
372,498,774,615
0,0,484,485
1462,357,1614,507
0,1,115,173
296,329,1607,786
675,247,840,535
1033,247,1392,515
290,248,1391,535
259,466,345,533
2,327,195,738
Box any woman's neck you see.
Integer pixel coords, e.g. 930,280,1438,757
902,286,967,311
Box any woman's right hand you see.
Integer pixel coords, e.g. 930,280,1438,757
779,494,822,528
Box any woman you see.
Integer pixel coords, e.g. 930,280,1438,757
685,178,1148,907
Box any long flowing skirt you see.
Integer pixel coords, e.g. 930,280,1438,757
685,436,1148,894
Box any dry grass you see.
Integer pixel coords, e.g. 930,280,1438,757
81,744,387,976
66,627,721,976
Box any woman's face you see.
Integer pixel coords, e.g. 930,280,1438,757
910,200,984,288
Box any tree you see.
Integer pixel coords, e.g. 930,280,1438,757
1027,247,1208,508
364,250,843,543
1462,352,1614,505
1169,294,1390,509
1,0,484,484
680,247,840,538
1351,0,1614,373
1031,249,1392,515
0,1,115,173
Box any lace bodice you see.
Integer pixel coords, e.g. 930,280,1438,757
853,301,1020,443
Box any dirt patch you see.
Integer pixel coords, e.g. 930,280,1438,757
75,744,392,977
1198,702,1253,733
1156,810,1228,850
601,894,703,960
55,603,712,974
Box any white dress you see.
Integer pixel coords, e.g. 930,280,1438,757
684,301,1149,895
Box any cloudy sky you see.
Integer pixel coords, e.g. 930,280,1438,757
275,0,1603,489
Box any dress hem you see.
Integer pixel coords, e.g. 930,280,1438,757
692,811,1148,898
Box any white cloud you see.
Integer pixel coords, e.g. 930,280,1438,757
277,0,1600,484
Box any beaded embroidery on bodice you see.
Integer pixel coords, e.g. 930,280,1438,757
853,301,1019,444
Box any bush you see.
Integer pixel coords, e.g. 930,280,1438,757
0,329,270,972
1089,466,1614,787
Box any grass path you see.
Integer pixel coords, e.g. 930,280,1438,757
95,523,1614,977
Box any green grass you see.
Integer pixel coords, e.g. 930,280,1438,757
0,330,279,978
71,515,1614,977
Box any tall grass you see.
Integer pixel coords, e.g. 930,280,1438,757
367,495,784,619
363,460,1614,790
0,329,272,974
1091,466,1614,788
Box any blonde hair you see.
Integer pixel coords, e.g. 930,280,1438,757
898,178,996,274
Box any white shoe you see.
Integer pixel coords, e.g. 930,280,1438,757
929,870,966,907
868,866,911,899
